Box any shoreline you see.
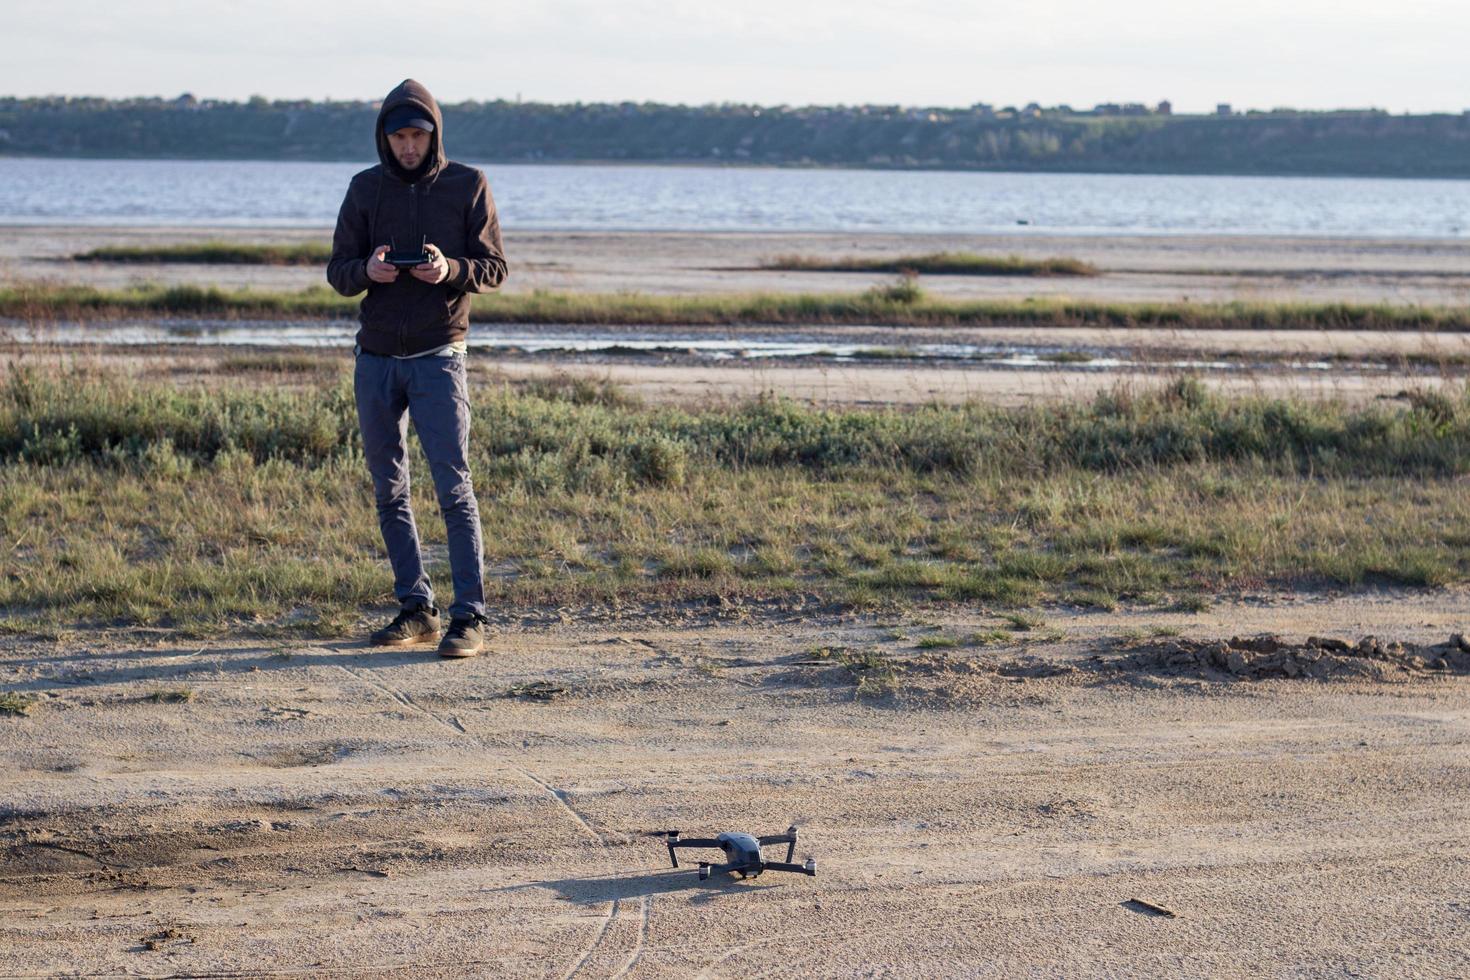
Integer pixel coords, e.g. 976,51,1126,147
6,227,1470,306
7,225,1470,406
7,219,1470,239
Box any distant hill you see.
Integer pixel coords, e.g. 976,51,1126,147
4,97,1470,177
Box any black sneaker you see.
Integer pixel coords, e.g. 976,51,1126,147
438,616,486,658
369,604,441,647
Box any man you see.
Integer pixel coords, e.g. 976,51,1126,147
326,78,508,658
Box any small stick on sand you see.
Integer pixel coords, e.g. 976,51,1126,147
1124,898,1177,918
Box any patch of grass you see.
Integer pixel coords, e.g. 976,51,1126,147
1073,590,1120,611
916,634,960,649
11,283,1470,332
836,648,901,698
216,353,331,375
519,372,643,409
143,688,195,704
75,242,332,266
5,364,1470,633
0,692,35,717
866,273,926,305
849,347,929,361
802,646,901,695
0,619,69,642
1001,612,1044,632
761,252,1099,277
965,630,1014,646
0,618,36,637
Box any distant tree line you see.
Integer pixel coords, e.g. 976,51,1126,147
3,96,1470,177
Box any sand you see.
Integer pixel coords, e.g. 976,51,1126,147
479,358,1458,407
4,227,1470,976
3,593,1468,976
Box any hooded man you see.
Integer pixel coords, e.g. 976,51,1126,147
327,78,508,658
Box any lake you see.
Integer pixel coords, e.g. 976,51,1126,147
2,158,1469,238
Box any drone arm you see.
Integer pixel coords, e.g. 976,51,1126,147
758,826,800,863
665,836,722,867
762,859,817,877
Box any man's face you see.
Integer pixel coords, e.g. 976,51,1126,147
387,127,431,171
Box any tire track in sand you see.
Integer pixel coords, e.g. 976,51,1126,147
609,893,652,978
334,662,635,979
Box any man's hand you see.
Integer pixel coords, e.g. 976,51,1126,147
366,245,398,283
411,243,450,285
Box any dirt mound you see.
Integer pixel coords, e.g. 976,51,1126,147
1117,633,1470,681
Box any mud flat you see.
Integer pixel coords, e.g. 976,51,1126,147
451,357,1467,407
7,226,1470,304
6,338,1465,409
3,592,1469,976
8,225,1470,408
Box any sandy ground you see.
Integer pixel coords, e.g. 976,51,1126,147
3,593,1469,977
481,360,1461,407
6,226,1470,304
5,228,1470,976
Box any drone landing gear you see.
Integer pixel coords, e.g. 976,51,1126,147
695,858,816,880
666,827,817,881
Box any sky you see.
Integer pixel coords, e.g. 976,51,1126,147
4,0,1468,114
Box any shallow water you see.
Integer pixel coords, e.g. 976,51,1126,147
4,158,1470,238
4,319,1361,374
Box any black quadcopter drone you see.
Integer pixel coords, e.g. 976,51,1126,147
663,826,816,880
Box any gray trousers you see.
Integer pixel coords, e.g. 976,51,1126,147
354,350,485,621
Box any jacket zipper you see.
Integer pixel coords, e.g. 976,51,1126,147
399,182,419,356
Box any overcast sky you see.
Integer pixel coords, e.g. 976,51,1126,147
5,0,1467,113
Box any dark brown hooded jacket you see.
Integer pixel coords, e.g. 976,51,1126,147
326,79,508,356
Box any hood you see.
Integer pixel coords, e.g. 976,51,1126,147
375,78,447,183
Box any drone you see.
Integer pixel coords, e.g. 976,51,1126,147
663,826,817,880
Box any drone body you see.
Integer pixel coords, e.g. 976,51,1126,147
664,826,817,880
